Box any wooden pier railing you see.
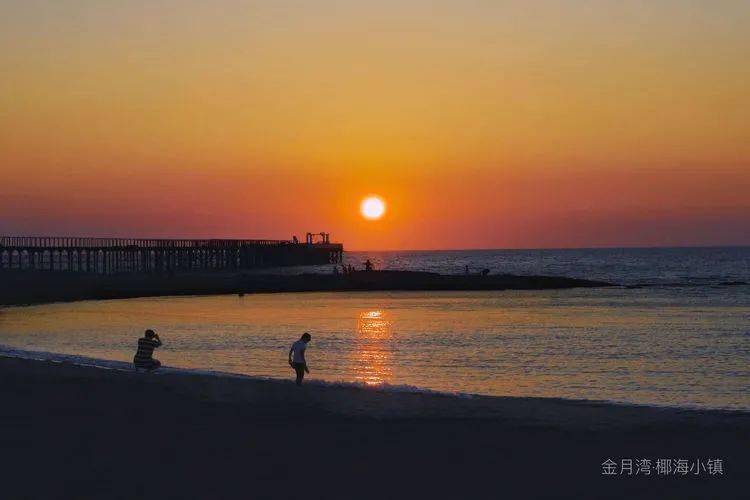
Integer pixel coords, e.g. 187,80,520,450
0,236,343,274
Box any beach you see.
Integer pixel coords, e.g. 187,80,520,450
2,248,749,498
2,355,748,499
4,0,750,497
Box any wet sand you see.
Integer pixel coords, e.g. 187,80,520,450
1,356,747,499
0,269,610,306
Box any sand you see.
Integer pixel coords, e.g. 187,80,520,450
1,355,747,499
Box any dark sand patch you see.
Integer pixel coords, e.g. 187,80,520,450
1,356,747,499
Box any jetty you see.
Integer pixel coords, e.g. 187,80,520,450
0,269,612,306
0,235,616,306
0,233,343,274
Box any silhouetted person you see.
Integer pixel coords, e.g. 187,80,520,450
365,259,373,272
465,265,470,275
288,332,311,386
134,329,162,371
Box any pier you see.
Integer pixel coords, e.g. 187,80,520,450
0,234,343,274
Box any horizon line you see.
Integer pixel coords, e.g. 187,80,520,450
346,244,750,252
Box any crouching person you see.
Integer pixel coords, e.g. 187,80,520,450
134,329,162,371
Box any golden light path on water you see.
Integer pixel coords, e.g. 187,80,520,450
354,310,392,386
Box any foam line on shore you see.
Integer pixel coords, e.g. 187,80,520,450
0,345,475,399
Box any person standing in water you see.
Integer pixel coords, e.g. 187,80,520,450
288,333,311,386
134,329,163,371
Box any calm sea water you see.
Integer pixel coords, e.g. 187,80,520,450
1,247,748,410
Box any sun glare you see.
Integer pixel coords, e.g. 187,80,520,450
360,196,386,220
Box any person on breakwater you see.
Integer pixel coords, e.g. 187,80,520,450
134,329,163,371
288,332,311,386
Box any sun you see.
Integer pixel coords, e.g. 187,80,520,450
360,196,386,220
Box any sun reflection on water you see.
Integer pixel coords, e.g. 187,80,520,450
354,310,392,386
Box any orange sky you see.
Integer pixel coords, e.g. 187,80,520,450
1,1,749,250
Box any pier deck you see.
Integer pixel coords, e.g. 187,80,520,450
0,236,343,274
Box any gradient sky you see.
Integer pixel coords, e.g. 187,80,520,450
1,0,749,250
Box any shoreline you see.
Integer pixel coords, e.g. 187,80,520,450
2,346,747,416
2,355,748,499
0,269,612,306
3,352,749,425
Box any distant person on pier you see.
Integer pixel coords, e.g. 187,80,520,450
133,329,163,371
288,333,311,386
365,259,373,272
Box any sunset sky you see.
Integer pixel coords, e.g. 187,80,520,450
1,1,749,250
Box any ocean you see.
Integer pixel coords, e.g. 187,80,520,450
1,247,748,410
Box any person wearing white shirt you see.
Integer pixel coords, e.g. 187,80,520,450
288,332,312,386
